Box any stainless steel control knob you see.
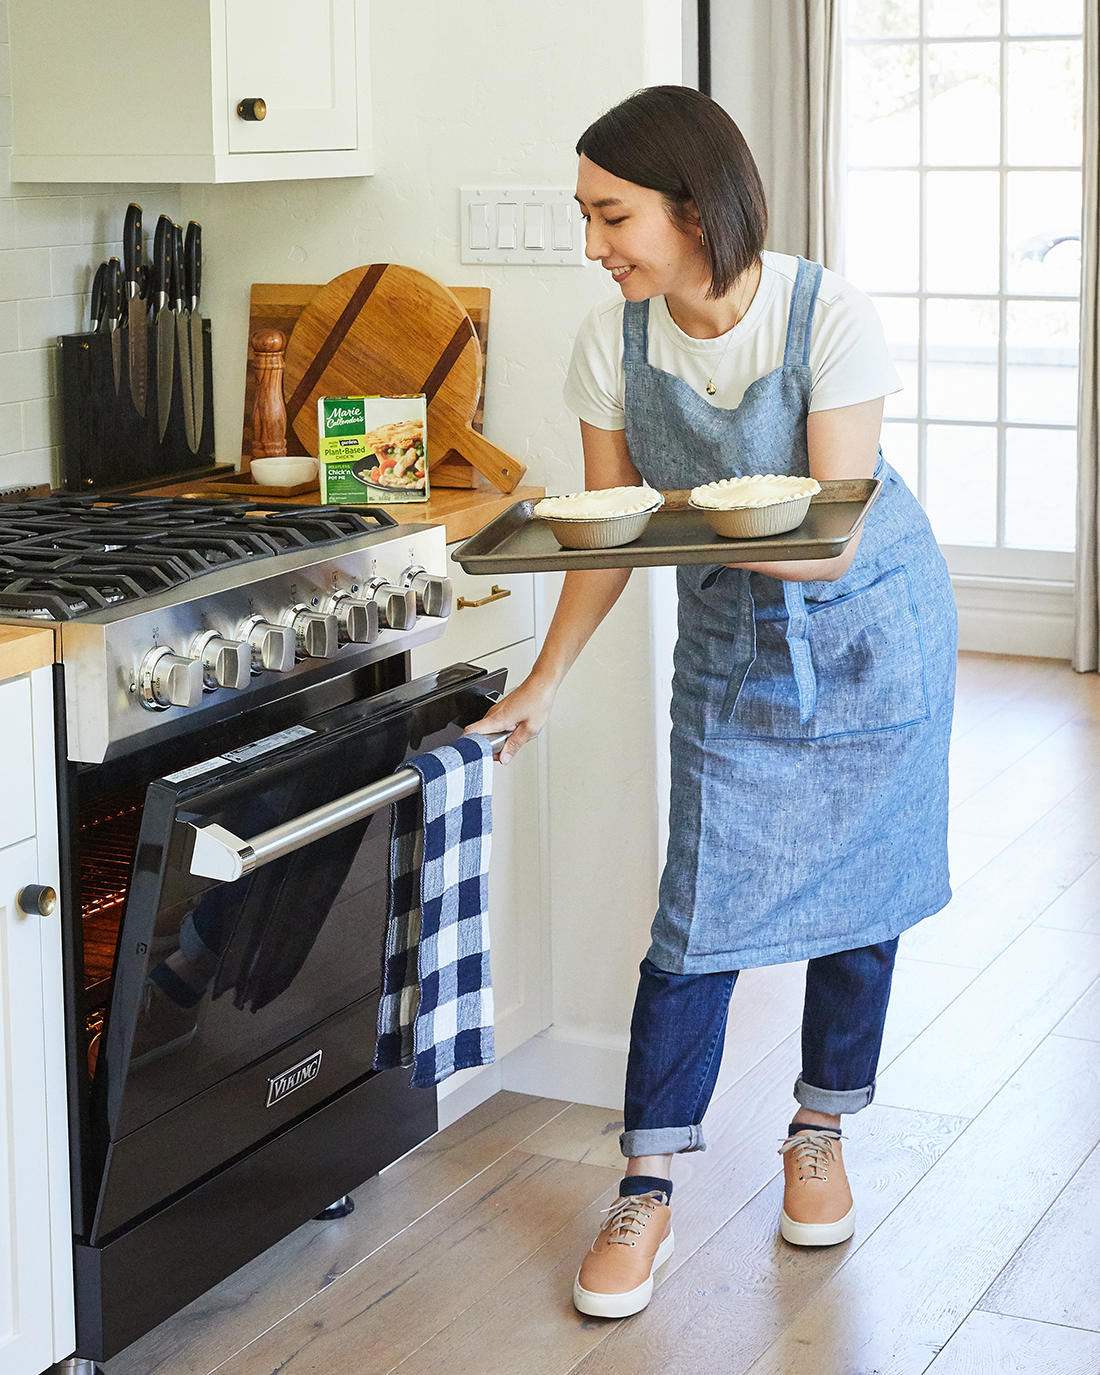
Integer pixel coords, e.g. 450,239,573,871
190,630,252,691
285,606,339,658
328,591,380,645
364,577,417,631
139,647,205,711
402,565,453,618
237,616,297,674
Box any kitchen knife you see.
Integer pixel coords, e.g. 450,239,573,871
105,257,122,395
153,215,175,443
90,261,108,333
123,203,147,419
172,223,197,454
183,221,203,455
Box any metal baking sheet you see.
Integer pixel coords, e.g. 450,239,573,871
452,478,882,574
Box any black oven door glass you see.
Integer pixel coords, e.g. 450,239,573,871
97,664,504,1145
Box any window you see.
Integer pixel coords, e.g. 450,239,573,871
844,0,1084,580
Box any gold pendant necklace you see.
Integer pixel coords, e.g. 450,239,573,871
703,261,760,397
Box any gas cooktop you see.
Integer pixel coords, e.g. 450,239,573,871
0,495,389,621
0,495,454,764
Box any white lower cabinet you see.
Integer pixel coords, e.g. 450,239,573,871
0,668,73,1375
411,551,549,1075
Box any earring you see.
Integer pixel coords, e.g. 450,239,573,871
700,232,706,247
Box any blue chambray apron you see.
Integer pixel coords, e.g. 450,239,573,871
624,258,958,975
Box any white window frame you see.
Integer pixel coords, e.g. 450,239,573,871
845,6,1084,583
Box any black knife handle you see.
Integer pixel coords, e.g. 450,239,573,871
90,261,107,331
169,224,184,313
184,221,201,312
123,203,141,295
152,215,171,310
105,258,121,328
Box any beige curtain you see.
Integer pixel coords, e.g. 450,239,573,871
764,0,846,272
1074,0,1100,671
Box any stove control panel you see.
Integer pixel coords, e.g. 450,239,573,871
139,647,205,711
286,605,339,659
190,631,252,692
61,523,452,762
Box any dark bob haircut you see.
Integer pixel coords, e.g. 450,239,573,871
576,86,768,300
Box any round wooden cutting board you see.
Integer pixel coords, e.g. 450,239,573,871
282,263,524,492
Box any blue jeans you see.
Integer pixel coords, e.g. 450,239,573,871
620,938,899,1158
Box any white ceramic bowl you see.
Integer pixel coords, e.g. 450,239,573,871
250,457,319,487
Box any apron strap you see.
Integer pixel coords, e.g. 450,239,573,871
783,581,818,723
783,258,824,368
622,300,650,366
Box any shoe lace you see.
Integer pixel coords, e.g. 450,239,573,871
778,1130,841,1183
599,1191,664,1247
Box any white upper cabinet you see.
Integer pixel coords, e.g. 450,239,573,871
8,0,371,184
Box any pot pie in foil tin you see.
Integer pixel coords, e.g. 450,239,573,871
534,486,664,549
689,475,820,539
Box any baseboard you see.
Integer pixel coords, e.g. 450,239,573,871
500,1028,628,1111
952,574,1074,659
435,1061,503,1129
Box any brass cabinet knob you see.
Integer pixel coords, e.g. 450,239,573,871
236,98,267,122
18,885,56,917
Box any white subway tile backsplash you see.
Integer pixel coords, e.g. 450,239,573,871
0,402,21,457
0,246,50,299
0,300,18,351
0,347,53,403
19,294,85,348
14,194,83,248
20,394,55,450
0,29,177,477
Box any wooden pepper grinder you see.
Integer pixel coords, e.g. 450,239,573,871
251,329,288,460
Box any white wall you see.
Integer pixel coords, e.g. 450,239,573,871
0,2,179,488
177,0,682,1103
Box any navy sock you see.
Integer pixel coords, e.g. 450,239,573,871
620,1174,673,1202
789,1120,841,1137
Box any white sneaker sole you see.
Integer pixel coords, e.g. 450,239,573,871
572,1229,675,1318
779,1204,855,1247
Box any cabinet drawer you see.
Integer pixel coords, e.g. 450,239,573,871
412,553,535,677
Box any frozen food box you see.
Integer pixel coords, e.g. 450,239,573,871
317,395,429,504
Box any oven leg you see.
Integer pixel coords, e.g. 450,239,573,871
55,1358,104,1375
313,1194,356,1220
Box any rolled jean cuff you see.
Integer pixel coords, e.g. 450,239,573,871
620,1123,706,1158
793,1075,875,1116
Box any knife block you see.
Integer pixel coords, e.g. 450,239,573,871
59,320,218,492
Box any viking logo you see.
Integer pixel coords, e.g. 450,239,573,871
266,1050,322,1108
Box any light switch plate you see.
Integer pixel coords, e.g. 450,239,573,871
460,188,588,265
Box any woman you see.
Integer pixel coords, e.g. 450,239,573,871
467,86,956,1318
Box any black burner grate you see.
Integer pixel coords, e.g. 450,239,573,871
0,495,393,620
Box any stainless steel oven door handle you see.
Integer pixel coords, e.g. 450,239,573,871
187,729,511,882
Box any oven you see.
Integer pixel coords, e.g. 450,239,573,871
0,495,502,1362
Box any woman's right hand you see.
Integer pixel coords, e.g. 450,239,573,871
464,673,558,765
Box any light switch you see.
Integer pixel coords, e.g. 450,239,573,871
497,203,517,250
523,204,545,250
468,203,490,251
551,202,574,252
460,188,588,265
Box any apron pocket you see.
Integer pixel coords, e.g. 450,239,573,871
709,566,930,741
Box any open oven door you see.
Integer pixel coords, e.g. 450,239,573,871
84,663,504,1253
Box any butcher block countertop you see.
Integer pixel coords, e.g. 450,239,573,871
139,476,547,546
0,626,56,679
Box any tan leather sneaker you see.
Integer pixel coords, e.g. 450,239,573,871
573,1191,674,1318
778,1128,855,1246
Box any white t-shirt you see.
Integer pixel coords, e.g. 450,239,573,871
562,251,902,431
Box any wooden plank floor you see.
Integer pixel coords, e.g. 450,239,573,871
104,652,1100,1375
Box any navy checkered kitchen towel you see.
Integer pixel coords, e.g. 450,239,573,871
373,733,494,1087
